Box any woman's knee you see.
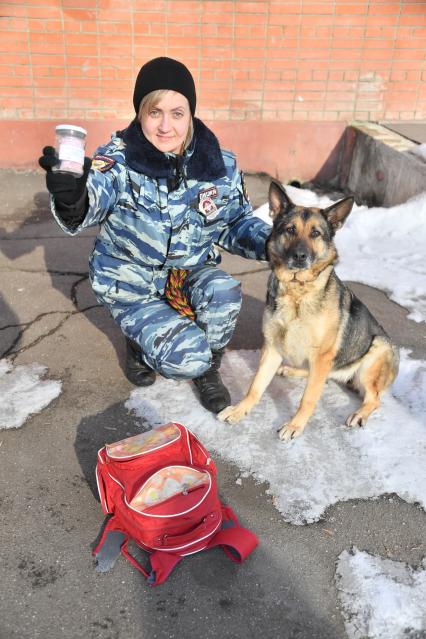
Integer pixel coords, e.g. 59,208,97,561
148,344,211,380
190,269,242,310
130,321,212,380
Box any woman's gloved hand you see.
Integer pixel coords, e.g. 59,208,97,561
38,146,91,206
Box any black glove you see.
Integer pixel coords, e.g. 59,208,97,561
39,146,91,206
39,146,92,227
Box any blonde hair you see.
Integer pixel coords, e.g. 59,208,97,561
138,89,194,153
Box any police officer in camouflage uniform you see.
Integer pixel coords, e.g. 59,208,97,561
39,57,270,414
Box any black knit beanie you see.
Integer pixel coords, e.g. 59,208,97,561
133,57,196,115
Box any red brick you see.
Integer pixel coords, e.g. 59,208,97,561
27,7,61,19
363,38,395,49
327,81,357,92
368,3,401,15
235,1,268,12
400,14,426,25
296,80,328,92
200,1,234,12
393,48,426,60
233,48,267,61
366,14,399,26
401,2,426,14
0,5,28,17
395,38,426,49
336,4,367,15
300,37,330,49
3,17,29,30
300,14,333,27
365,26,397,38
332,38,366,49
302,3,335,15
330,48,363,60
362,48,395,60
269,2,303,15
334,16,368,27
406,70,422,81
201,12,234,24
269,14,301,26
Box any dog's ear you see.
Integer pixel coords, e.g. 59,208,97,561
322,196,354,234
269,180,293,220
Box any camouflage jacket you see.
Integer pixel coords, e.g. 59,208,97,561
52,118,270,293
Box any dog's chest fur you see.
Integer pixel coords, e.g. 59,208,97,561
264,270,338,368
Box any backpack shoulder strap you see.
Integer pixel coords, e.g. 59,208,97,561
92,514,128,573
121,543,183,586
207,504,259,563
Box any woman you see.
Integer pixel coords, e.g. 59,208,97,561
39,57,271,414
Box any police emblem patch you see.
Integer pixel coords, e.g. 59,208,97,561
92,155,115,172
198,186,219,218
199,196,218,217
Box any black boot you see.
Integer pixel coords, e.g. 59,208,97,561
125,337,156,387
193,349,231,414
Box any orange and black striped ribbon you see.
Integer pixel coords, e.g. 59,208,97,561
164,268,196,321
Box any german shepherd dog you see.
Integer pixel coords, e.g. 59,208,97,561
219,180,399,441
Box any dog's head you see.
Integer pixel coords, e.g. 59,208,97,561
266,180,354,281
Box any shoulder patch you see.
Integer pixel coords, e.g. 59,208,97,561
92,155,115,172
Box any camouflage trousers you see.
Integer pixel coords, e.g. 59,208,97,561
92,264,242,379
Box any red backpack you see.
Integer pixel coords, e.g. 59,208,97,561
92,421,258,586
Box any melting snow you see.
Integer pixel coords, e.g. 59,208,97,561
336,548,426,639
0,359,61,429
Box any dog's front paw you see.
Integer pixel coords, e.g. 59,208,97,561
277,421,305,441
345,411,366,428
277,365,308,378
218,403,247,424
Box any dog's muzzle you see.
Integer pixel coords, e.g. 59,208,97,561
287,245,312,270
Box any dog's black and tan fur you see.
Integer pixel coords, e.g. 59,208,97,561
219,180,399,440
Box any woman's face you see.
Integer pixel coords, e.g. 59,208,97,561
140,91,191,154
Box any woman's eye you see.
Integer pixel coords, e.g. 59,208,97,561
173,112,184,119
150,110,160,117
310,229,321,238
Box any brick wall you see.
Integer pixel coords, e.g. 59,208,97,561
0,0,425,174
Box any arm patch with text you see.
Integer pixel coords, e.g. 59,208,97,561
92,155,116,172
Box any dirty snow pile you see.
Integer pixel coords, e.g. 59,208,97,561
254,185,426,323
336,549,426,639
0,360,61,429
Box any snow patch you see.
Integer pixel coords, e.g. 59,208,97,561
0,359,62,429
336,548,426,639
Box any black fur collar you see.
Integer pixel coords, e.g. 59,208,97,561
121,117,226,181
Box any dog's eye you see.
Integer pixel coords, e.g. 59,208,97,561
310,228,321,238
285,225,296,235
